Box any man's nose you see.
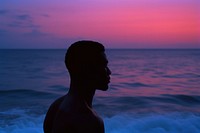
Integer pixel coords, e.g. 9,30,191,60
107,67,111,75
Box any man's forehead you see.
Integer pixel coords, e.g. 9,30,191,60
88,52,108,66
100,52,108,63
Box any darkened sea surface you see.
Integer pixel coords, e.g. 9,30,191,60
0,49,200,133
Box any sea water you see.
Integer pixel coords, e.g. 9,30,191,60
0,49,200,133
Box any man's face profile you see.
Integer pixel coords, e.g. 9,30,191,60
87,52,111,91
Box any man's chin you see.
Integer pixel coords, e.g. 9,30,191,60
97,85,109,91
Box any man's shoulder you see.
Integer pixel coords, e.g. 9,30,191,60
43,95,66,133
50,95,66,109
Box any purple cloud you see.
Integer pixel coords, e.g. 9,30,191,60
0,9,9,15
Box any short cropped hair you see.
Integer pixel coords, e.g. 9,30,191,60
65,40,105,73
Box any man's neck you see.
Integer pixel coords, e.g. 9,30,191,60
68,82,95,108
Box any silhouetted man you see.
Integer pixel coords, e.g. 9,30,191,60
43,40,111,133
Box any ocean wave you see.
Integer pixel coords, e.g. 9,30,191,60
161,94,200,104
96,94,200,107
0,89,53,96
0,89,62,99
0,109,44,133
0,109,200,133
0,89,60,112
104,113,200,133
162,73,200,79
48,85,68,92
125,82,153,87
94,94,200,115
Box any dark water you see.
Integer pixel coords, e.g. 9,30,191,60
0,49,200,133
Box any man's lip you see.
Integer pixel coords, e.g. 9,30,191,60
108,77,110,83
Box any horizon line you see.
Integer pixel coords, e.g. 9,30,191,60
0,48,200,50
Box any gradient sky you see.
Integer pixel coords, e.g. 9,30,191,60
0,0,200,48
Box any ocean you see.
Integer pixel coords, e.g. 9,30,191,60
0,49,200,133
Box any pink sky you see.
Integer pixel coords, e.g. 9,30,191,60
0,0,199,48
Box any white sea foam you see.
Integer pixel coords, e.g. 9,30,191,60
1,109,200,133
104,113,200,133
0,109,44,133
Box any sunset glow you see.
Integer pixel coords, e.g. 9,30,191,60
0,0,199,48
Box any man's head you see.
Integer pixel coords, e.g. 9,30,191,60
65,40,111,91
